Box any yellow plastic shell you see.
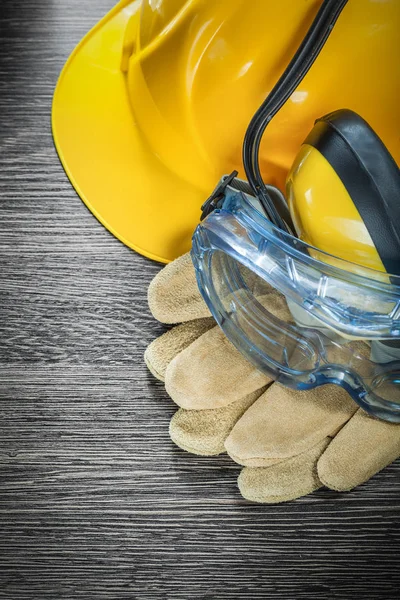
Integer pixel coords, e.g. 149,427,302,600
52,0,400,263
286,144,386,272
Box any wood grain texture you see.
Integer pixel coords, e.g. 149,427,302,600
0,1,399,598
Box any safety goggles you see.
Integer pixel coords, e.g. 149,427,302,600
191,178,400,422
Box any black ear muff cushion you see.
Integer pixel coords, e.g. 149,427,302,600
304,108,400,276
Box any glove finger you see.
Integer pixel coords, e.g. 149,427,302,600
144,317,215,381
164,288,291,409
317,408,400,491
169,386,270,456
238,437,330,504
165,325,271,409
147,251,276,325
148,253,210,324
225,383,358,466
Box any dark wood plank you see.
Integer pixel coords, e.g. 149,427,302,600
0,1,399,598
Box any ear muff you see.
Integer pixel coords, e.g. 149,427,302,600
286,109,400,275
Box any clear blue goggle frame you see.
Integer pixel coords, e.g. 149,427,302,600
191,182,400,422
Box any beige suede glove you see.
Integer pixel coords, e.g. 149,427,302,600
145,253,400,503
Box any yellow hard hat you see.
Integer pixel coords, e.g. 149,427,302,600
52,0,400,263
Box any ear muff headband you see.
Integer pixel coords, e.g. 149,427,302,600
242,0,349,234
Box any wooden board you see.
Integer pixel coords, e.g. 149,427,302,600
0,1,399,597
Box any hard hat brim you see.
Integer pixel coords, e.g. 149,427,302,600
52,1,203,263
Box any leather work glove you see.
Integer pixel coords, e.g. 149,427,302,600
145,253,400,503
